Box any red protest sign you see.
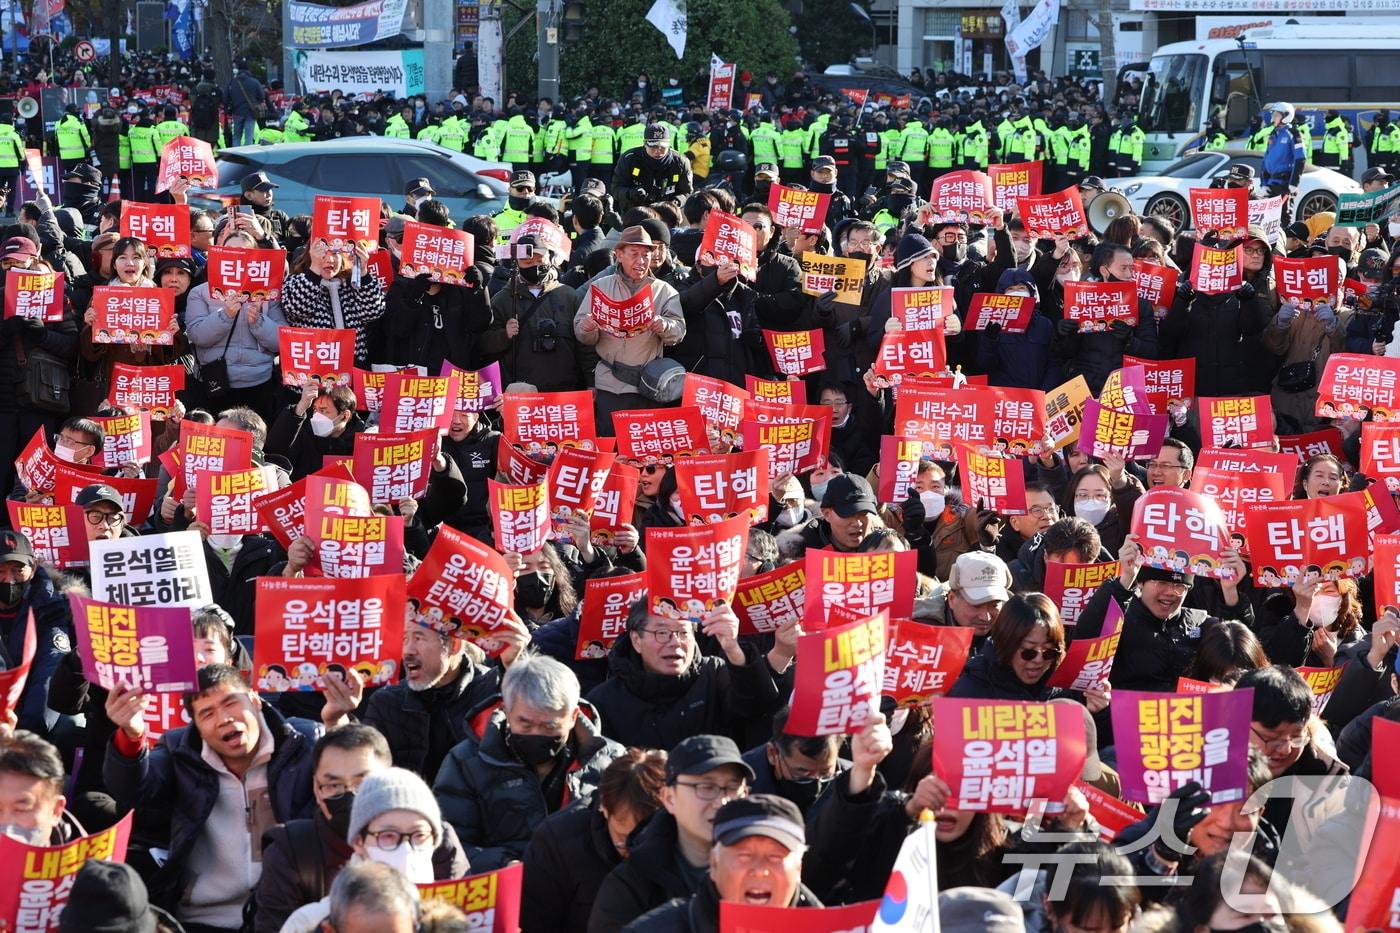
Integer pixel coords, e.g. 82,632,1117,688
380,372,460,433
1064,281,1137,333
871,330,947,386
1078,780,1143,842
882,621,973,707
352,430,436,505
418,863,523,933
645,514,749,620
1047,599,1122,690
589,462,639,546
803,548,916,629
1189,466,1288,551
574,571,648,660
351,368,390,413
254,475,317,549
1042,560,1119,627
8,502,86,569
788,611,886,735
1278,429,1347,464
1131,487,1233,579
1275,255,1340,302
52,466,156,526
407,525,514,641
892,286,954,330
155,135,216,191
1364,423,1400,494
988,161,1042,212
1344,721,1400,932
90,411,152,468
310,195,381,253
0,611,34,720
877,436,943,505
766,183,831,233
310,508,404,579
932,698,1087,813
1133,261,1178,320
1375,533,1400,614
279,326,355,387
763,328,826,377
501,390,598,455
196,467,270,535
1017,187,1088,237
1244,492,1370,586
1187,186,1248,238
719,901,880,933
1122,356,1195,416
13,428,91,495
698,210,758,280
683,374,748,436
399,220,474,284
108,363,183,416
745,376,796,405
1297,664,1344,717
4,269,63,322
707,59,735,111
0,812,133,931
206,246,285,301
733,562,805,636
1196,446,1298,476
1081,398,1169,460
1317,353,1400,421
1189,243,1244,294
546,446,615,542
176,419,253,500
893,384,1048,454
488,479,550,554
675,450,769,523
254,574,405,691
121,200,190,258
90,285,176,346
968,293,1034,333
612,406,708,465
956,445,1028,514
739,400,831,476
1200,395,1275,449
588,284,655,338
925,170,996,225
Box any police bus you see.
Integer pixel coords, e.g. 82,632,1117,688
1134,24,1400,173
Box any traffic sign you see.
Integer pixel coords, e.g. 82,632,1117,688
74,40,95,62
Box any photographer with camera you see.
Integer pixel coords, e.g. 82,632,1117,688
481,231,590,393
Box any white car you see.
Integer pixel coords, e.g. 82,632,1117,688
1105,149,1363,228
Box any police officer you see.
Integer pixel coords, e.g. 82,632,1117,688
1110,113,1144,177
53,104,92,173
1063,112,1091,186
154,105,188,151
1369,110,1400,176
588,112,618,182
1201,116,1230,151
127,107,160,202
283,101,313,143
617,111,647,156
402,176,434,219
809,155,853,231
0,115,25,213
1314,110,1352,173
819,112,863,197
961,113,991,172
494,169,539,243
778,118,807,185
612,122,693,211
926,117,957,185
384,103,415,139
896,112,930,191
564,107,593,191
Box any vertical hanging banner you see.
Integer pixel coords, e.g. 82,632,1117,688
1200,395,1274,449
698,211,758,280
4,269,64,322
406,524,514,638
121,201,192,258
1110,689,1253,804
1187,186,1248,238
763,328,827,377
931,698,1087,813
645,514,749,622
1042,559,1119,626
787,610,886,736
1243,493,1370,586
70,595,198,693
732,562,805,636
279,327,356,387
988,161,1043,212
1317,353,1400,421
573,571,649,660
882,621,974,707
254,574,406,691
310,195,382,254
803,549,916,629
1130,487,1233,579
1189,243,1244,295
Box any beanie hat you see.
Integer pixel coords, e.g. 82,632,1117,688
347,767,443,844
894,233,936,271
996,267,1038,299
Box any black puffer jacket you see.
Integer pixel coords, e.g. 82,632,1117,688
1159,282,1272,396
480,274,590,392
360,660,502,779
434,702,624,870
1049,290,1160,395
584,636,785,751
380,273,493,371
587,812,695,933
442,419,501,538
1074,578,1223,693
672,267,767,385
521,803,624,933
945,647,1083,703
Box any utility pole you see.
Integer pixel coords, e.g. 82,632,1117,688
538,0,559,103
478,0,503,105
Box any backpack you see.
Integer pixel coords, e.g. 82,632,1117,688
192,89,220,127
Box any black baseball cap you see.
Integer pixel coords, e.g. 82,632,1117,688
820,474,878,517
665,735,755,783
240,170,279,192
76,483,125,512
712,794,806,850
1078,175,1107,192
405,176,434,196
811,155,836,170
510,169,536,188
1136,565,1195,587
0,529,34,567
62,163,102,188
644,122,669,145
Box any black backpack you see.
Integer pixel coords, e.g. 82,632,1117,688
192,89,221,126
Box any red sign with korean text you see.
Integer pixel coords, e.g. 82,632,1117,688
1189,466,1288,550
767,183,831,233
1200,395,1274,449
90,411,152,469
988,161,1042,212
1278,429,1347,464
1122,356,1195,416
683,374,747,436
3,269,63,322
1047,600,1122,690
0,812,133,932
8,502,85,569
1275,255,1340,301
1064,281,1137,333
589,285,655,338
877,436,943,505
207,246,285,301
894,384,1048,454
739,400,831,476
1017,187,1088,237
956,446,1028,514
254,574,405,691
675,450,769,523
399,221,474,283
1364,423,1400,494
310,195,381,253
51,467,156,527
733,562,805,636
932,698,1087,813
175,420,253,500
698,210,759,279
1189,243,1244,295
380,372,460,433
612,406,709,465
589,462,639,546
546,446,615,543
646,514,749,621
745,377,796,405
1131,487,1233,579
1243,492,1370,586
882,621,973,707
488,479,550,554
787,611,886,736
108,363,183,416
574,572,648,660
1317,353,1400,421
968,292,1034,333
279,327,355,387
121,201,191,258
91,286,176,346
892,286,954,330
1042,560,1118,627
926,170,996,225
1196,446,1299,476
803,548,916,629
1133,261,1178,320
407,525,514,641
501,390,598,454
763,328,826,377
352,430,436,505
155,134,216,191
1188,186,1248,238
196,467,269,535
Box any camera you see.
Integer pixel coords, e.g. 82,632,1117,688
532,317,558,353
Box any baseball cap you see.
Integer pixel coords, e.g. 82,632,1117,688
58,860,171,933
62,163,102,188
1078,175,1107,192
1136,564,1196,587
665,735,755,783
1284,221,1311,243
405,176,434,196
510,170,536,189
887,160,911,177
948,552,1012,604
0,529,34,567
644,122,669,145
820,474,879,518
76,483,125,512
384,214,410,240
579,177,607,198
939,887,1024,933
1363,166,1395,185
773,475,804,502
1360,247,1389,280
1226,163,1255,181
811,155,836,170
240,170,279,192
0,237,37,261
712,795,806,851
754,162,780,180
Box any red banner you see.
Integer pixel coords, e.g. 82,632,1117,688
871,330,947,386
1047,600,1122,690
175,420,253,500
399,221,474,283
51,466,156,527
1277,429,1347,464
1318,353,1400,421
4,269,63,322
1196,446,1299,476
611,406,708,465
645,514,749,620
304,476,402,578
767,184,831,233
1081,398,1169,460
546,446,615,542
1365,423,1400,494
1200,395,1274,449
1189,466,1288,551
1189,243,1244,295
1243,492,1370,585
407,525,514,641
501,390,597,455
739,400,831,476
352,430,436,505
675,450,769,523
418,865,522,933
1187,186,1248,238
698,210,759,280
108,363,183,416
763,328,826,377
1122,356,1195,416
380,372,459,433
876,436,942,505
0,611,34,720
1275,255,1340,302
588,285,655,338
745,377,796,405
1042,560,1118,627
310,195,380,252
988,161,1042,212
733,561,805,635
155,135,216,191
955,445,1028,514
891,286,955,330
1376,534,1400,615
196,467,269,535
254,575,405,692
488,479,550,554
90,411,152,469
925,170,996,225
8,502,85,569
683,374,747,436
1064,281,1137,333
932,698,1087,813
968,292,1034,333
1131,487,1233,579
882,621,973,707
1133,261,1178,320
707,60,736,111
0,812,133,931
1017,187,1088,237
589,462,639,546
279,326,355,387
788,611,886,736
121,201,191,258
1078,779,1143,841
90,285,176,346
206,246,285,301
803,548,916,629
894,384,1047,454
573,571,648,660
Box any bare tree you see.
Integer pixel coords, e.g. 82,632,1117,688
205,0,279,84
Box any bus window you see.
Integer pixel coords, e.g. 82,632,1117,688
1356,51,1400,102
1210,51,1256,135
1141,53,1206,134
1260,51,1347,102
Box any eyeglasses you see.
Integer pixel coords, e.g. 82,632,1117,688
774,750,836,782
192,227,214,235
1147,461,1187,470
316,776,368,798
1018,646,1063,662
1074,492,1110,503
822,400,851,409
1249,727,1308,753
673,779,746,801
642,626,694,644
1027,504,1058,517
85,510,124,527
362,828,434,850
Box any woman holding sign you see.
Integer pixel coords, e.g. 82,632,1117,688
79,236,188,399
282,237,387,366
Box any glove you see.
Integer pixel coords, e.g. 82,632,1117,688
1276,299,1300,327
1175,280,1195,304
814,289,839,318
900,490,928,546
1314,302,1337,328
1234,280,1257,302
975,504,1002,548
1056,318,1078,337
983,321,1001,342
1114,780,1211,864
21,316,43,338
1109,319,1133,344
463,264,485,290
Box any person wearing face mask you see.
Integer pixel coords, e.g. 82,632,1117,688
741,708,845,817
381,214,490,373
809,155,854,230
976,267,1058,390
0,530,77,736
266,383,365,480
612,123,694,213
483,234,587,394
435,653,624,870
817,382,880,478
0,730,84,848
1052,241,1159,395
1258,576,1362,670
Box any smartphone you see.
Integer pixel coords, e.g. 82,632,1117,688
237,205,254,216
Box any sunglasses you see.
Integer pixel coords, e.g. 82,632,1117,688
1018,646,1062,662
642,464,666,474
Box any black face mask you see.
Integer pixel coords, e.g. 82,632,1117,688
0,581,23,608
518,264,548,284
1211,922,1287,933
809,179,836,193
324,792,355,839
889,194,914,215
1328,245,1351,261
845,250,873,265
775,775,829,809
753,182,772,203
515,571,556,609
942,242,967,265
508,729,567,766
508,194,531,211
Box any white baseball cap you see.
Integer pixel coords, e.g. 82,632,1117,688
948,552,1012,604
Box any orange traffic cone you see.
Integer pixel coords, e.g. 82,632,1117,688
108,174,122,203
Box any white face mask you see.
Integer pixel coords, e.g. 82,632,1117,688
0,823,48,845
1307,593,1342,629
1056,269,1080,285
310,412,337,437
364,840,435,884
208,533,242,551
53,443,79,463
776,505,806,528
1074,499,1110,525
919,490,945,517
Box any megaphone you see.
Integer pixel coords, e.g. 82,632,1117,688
16,97,38,120
1088,191,1133,235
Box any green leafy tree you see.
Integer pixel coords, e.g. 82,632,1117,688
503,0,799,102
794,0,872,71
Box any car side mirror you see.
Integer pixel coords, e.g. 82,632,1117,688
478,183,495,200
